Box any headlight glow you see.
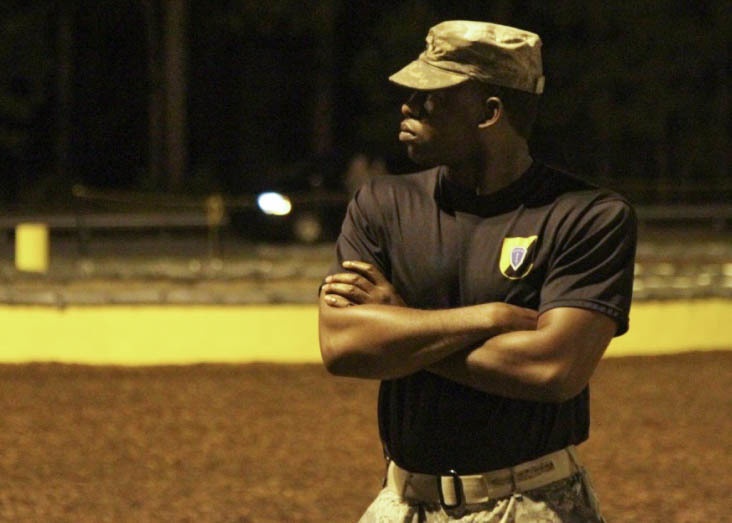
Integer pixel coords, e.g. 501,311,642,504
257,192,292,216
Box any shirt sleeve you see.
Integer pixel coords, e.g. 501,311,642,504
539,197,637,336
326,180,390,279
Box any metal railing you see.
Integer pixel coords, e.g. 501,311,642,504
1,185,729,240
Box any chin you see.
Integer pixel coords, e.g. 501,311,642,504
407,148,439,168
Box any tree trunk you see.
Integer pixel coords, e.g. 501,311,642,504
143,0,164,191
311,0,336,157
55,2,73,188
162,0,188,191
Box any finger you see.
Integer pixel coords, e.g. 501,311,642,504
520,307,539,320
325,272,375,293
342,260,389,285
321,283,371,304
323,294,354,308
516,308,539,330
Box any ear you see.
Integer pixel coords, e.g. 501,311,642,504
478,97,502,129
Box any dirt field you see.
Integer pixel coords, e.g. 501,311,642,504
0,350,729,523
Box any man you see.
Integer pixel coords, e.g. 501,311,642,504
319,20,636,522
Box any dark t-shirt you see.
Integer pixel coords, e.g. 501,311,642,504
328,162,637,474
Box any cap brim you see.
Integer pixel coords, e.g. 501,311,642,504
388,59,470,90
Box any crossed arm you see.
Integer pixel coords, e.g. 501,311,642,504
318,261,617,402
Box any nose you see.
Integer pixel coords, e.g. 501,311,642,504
401,92,422,118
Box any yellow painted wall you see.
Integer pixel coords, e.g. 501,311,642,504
0,300,729,365
607,299,731,356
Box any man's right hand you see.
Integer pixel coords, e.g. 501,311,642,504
321,260,406,308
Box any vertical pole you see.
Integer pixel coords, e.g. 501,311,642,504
15,223,50,274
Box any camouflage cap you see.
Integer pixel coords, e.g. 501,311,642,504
389,20,545,94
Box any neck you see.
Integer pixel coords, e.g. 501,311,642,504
447,141,533,195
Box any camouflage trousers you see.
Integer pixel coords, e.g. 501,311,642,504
357,471,606,523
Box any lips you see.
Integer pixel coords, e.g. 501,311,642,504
399,121,418,142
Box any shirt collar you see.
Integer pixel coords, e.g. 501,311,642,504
435,161,542,217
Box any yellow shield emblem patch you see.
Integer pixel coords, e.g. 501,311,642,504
499,236,538,280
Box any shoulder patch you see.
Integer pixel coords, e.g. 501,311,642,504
500,236,538,279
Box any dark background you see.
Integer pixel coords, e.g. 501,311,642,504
0,0,729,208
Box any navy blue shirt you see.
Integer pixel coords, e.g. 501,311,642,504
329,162,637,474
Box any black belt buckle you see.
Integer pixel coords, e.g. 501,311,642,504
437,469,464,510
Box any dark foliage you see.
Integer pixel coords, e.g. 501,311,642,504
0,0,728,206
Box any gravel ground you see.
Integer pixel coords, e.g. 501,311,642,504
0,351,729,522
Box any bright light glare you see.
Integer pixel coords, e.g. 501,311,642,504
257,192,292,216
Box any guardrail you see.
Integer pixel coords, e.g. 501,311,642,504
635,204,732,230
1,195,729,256
0,210,228,261
0,211,219,231
2,204,729,233
0,185,353,259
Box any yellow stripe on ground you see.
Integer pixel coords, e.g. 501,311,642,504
0,300,729,365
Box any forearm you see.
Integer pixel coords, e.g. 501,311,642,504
429,308,616,402
429,330,567,402
318,300,491,379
